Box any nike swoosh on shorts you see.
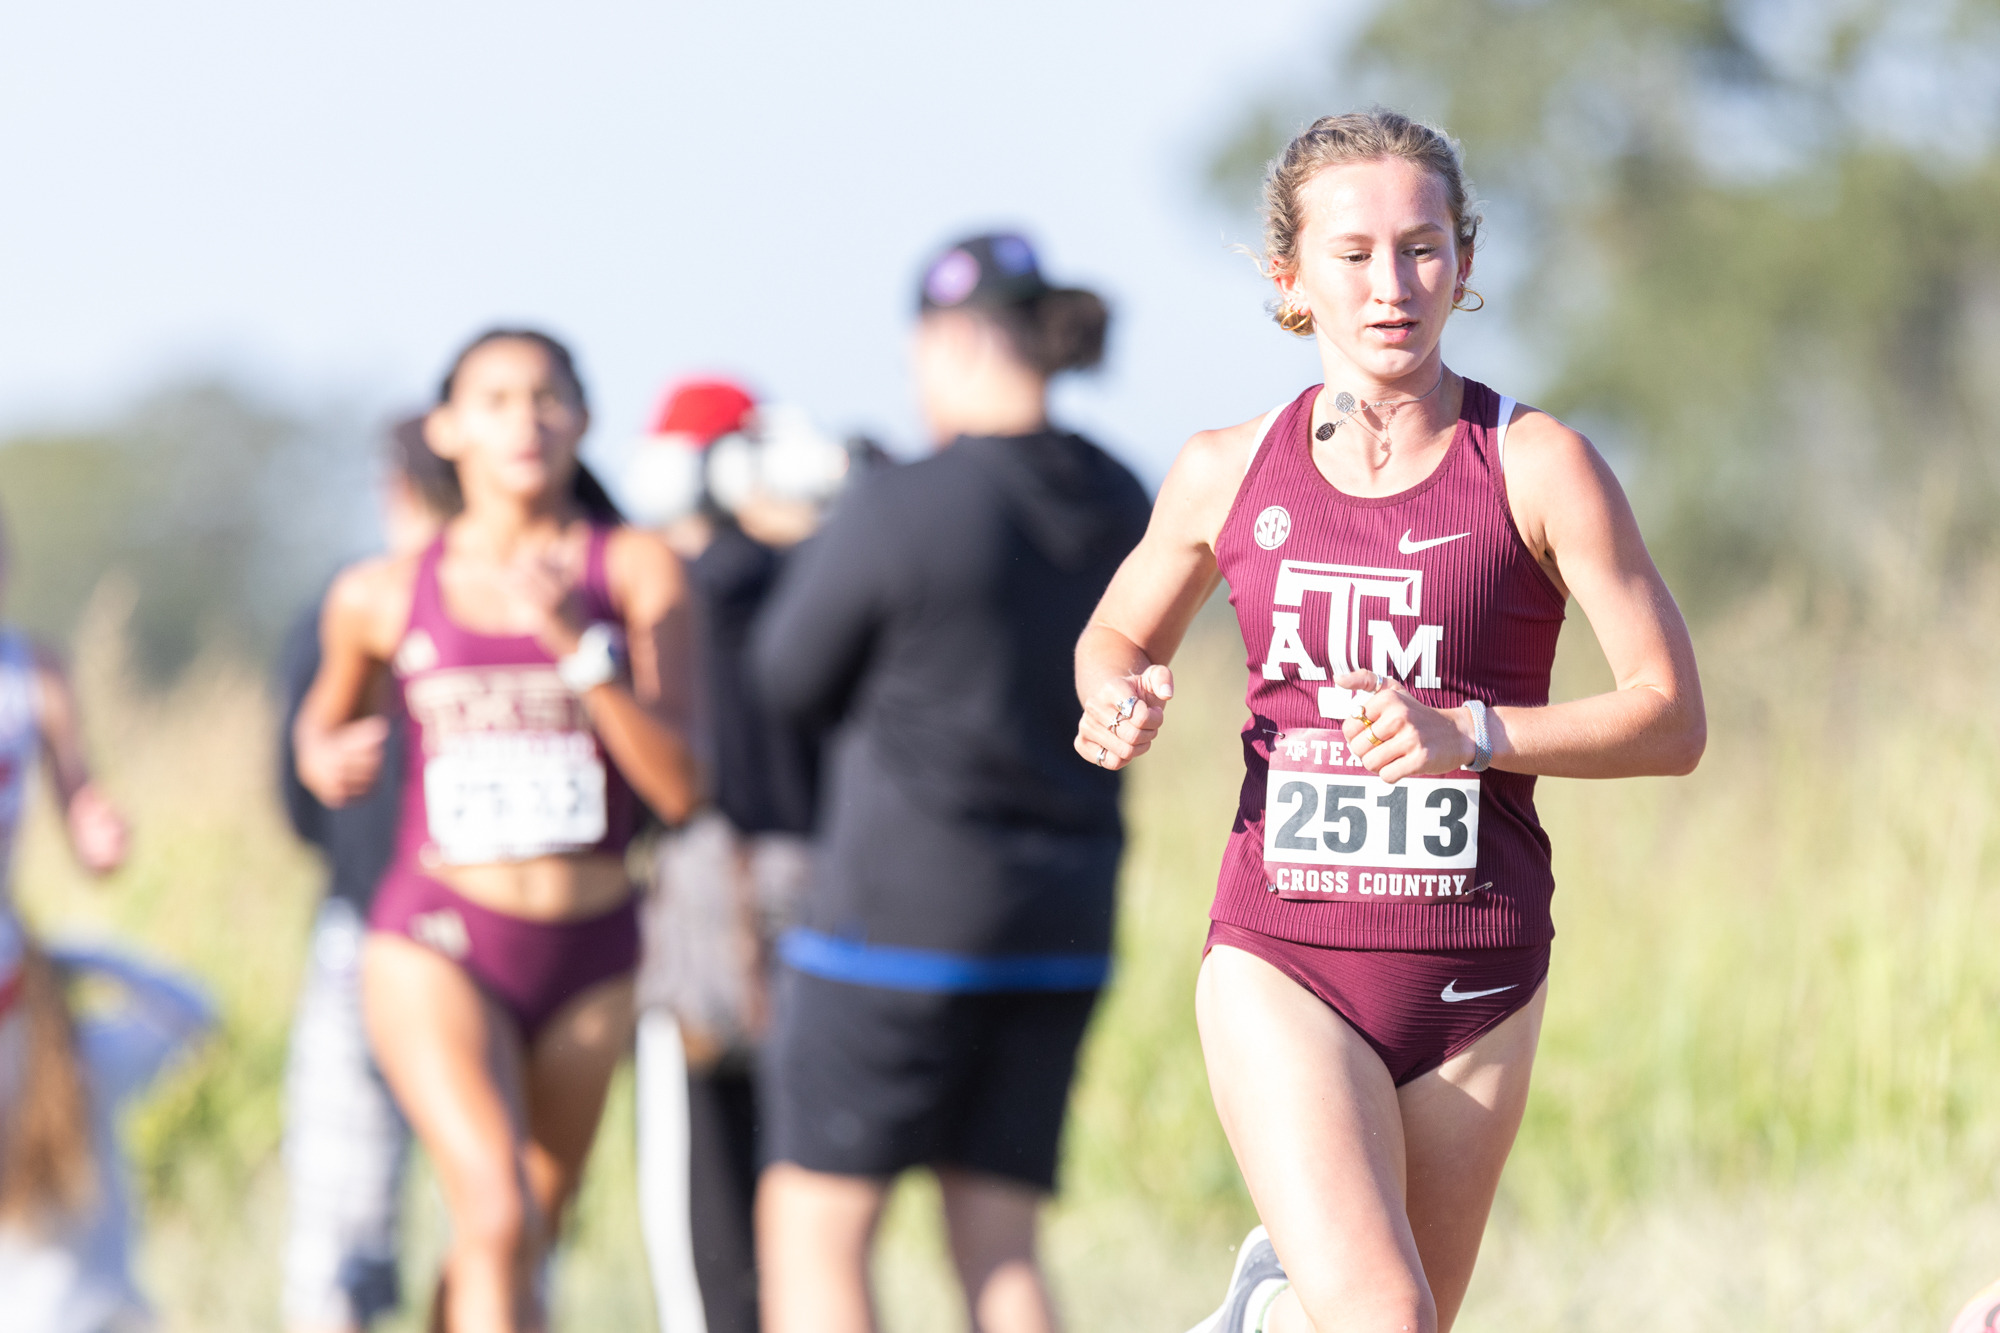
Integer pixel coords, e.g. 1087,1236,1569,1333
1399,529,1472,554
1440,980,1517,1003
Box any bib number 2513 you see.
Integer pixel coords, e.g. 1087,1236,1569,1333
1263,728,1480,902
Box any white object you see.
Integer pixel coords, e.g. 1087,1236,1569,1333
556,623,621,695
707,405,850,514
1261,727,1481,898
622,438,706,527
636,1010,710,1333
1241,404,1286,479
1465,698,1493,772
423,732,607,864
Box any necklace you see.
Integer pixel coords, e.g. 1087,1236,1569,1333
1314,368,1447,450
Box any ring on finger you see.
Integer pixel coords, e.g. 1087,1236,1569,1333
1117,695,1139,722
1364,720,1383,746
1095,744,1109,766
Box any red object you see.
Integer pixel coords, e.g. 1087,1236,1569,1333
650,379,756,446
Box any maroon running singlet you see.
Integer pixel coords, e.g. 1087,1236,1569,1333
368,526,643,1036
1205,381,1566,1079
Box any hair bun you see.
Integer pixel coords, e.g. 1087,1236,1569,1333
1031,288,1109,374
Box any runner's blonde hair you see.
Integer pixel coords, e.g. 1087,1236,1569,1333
1258,108,1482,335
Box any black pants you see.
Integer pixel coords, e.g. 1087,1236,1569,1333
762,969,1100,1191
685,1062,760,1333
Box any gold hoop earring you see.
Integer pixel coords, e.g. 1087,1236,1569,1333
1276,300,1316,336
1453,287,1485,313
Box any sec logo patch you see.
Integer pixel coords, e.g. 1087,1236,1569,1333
1253,505,1291,550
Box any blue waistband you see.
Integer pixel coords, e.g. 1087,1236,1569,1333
778,929,1110,994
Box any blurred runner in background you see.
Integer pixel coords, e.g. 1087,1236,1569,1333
295,329,700,1333
276,417,457,1333
623,378,871,1333
752,234,1149,1333
0,908,213,1333
0,506,130,901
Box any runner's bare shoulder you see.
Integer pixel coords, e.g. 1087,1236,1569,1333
324,551,422,660
1158,410,1278,553
602,525,687,626
1493,403,1628,588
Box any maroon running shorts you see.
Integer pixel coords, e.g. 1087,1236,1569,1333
370,868,639,1039
1204,920,1549,1085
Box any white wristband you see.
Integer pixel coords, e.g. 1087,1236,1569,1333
1464,698,1493,772
557,622,622,694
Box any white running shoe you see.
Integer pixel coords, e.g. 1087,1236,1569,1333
1188,1224,1287,1333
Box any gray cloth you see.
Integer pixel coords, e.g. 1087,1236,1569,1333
281,899,410,1329
636,812,811,1057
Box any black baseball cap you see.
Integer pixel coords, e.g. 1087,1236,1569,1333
918,232,1051,311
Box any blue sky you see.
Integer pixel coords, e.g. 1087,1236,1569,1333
0,0,1540,490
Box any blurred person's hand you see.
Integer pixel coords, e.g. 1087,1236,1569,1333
1073,663,1173,771
503,537,590,658
66,781,128,875
297,715,390,807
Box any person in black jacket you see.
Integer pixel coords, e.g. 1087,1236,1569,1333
276,418,455,1333
752,233,1150,1333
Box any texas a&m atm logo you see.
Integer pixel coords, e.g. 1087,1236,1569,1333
1261,560,1443,719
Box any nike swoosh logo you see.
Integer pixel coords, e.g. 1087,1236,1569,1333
1399,529,1472,555
1440,980,1517,1003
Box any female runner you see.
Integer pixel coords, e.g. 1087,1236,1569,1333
296,329,699,1333
1073,110,1706,1333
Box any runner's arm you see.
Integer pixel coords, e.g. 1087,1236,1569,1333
31,646,128,874
1073,420,1255,770
294,561,399,808
276,601,331,847
584,527,702,825
1482,409,1704,778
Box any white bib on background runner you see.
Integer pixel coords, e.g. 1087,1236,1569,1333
406,667,608,865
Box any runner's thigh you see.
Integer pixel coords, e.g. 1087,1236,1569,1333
1196,944,1428,1320
1397,982,1546,1331
525,974,637,1195
361,933,525,1210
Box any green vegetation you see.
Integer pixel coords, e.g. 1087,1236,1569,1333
10,4,2000,1326
17,575,2000,1330
0,383,370,679
1212,0,2000,604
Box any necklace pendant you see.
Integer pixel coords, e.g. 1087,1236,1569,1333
1332,391,1357,415
1314,421,1335,442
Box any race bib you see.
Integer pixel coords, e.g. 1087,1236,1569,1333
423,731,607,865
1263,727,1481,903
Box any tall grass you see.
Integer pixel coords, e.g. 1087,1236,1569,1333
18,572,2000,1330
